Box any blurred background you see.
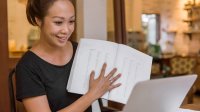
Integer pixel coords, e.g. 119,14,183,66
1,0,200,111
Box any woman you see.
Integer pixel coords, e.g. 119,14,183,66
15,0,121,112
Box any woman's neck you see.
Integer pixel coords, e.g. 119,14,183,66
34,39,68,54
30,39,73,66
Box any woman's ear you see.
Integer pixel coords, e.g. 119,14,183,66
35,17,42,27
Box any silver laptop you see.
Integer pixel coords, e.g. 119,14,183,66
121,75,197,112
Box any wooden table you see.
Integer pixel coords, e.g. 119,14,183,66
182,104,200,111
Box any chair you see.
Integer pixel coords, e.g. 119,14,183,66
8,69,26,112
8,68,16,112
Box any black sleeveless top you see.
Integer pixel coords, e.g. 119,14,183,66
16,41,92,112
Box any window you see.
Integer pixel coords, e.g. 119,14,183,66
142,14,160,44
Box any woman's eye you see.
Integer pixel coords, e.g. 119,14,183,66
54,21,63,25
69,20,75,24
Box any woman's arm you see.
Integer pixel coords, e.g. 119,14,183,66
23,63,121,112
23,95,51,112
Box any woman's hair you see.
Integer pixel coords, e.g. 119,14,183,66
26,0,72,26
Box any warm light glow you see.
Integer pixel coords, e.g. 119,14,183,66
17,0,26,5
8,39,16,51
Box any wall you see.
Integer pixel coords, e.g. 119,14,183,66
160,0,188,55
142,0,161,14
76,0,107,41
7,0,36,51
125,0,142,32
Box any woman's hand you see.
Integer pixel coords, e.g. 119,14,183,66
87,63,121,100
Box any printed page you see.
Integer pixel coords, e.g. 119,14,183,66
108,44,152,104
67,39,118,99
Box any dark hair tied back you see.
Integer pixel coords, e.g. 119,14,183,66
26,0,55,26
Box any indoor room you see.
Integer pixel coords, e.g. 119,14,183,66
0,0,200,111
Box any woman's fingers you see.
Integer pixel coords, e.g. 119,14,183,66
106,68,117,79
88,63,121,98
108,73,121,91
110,73,121,85
89,70,95,83
108,83,121,91
99,63,107,78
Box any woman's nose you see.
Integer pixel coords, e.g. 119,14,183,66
61,24,70,34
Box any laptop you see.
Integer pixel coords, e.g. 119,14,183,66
120,75,197,112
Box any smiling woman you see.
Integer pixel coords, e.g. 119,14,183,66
7,0,78,58
15,0,121,112
27,0,75,49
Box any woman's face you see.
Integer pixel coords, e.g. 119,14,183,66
40,0,75,48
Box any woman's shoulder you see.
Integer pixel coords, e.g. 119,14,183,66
18,50,35,62
16,50,39,68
